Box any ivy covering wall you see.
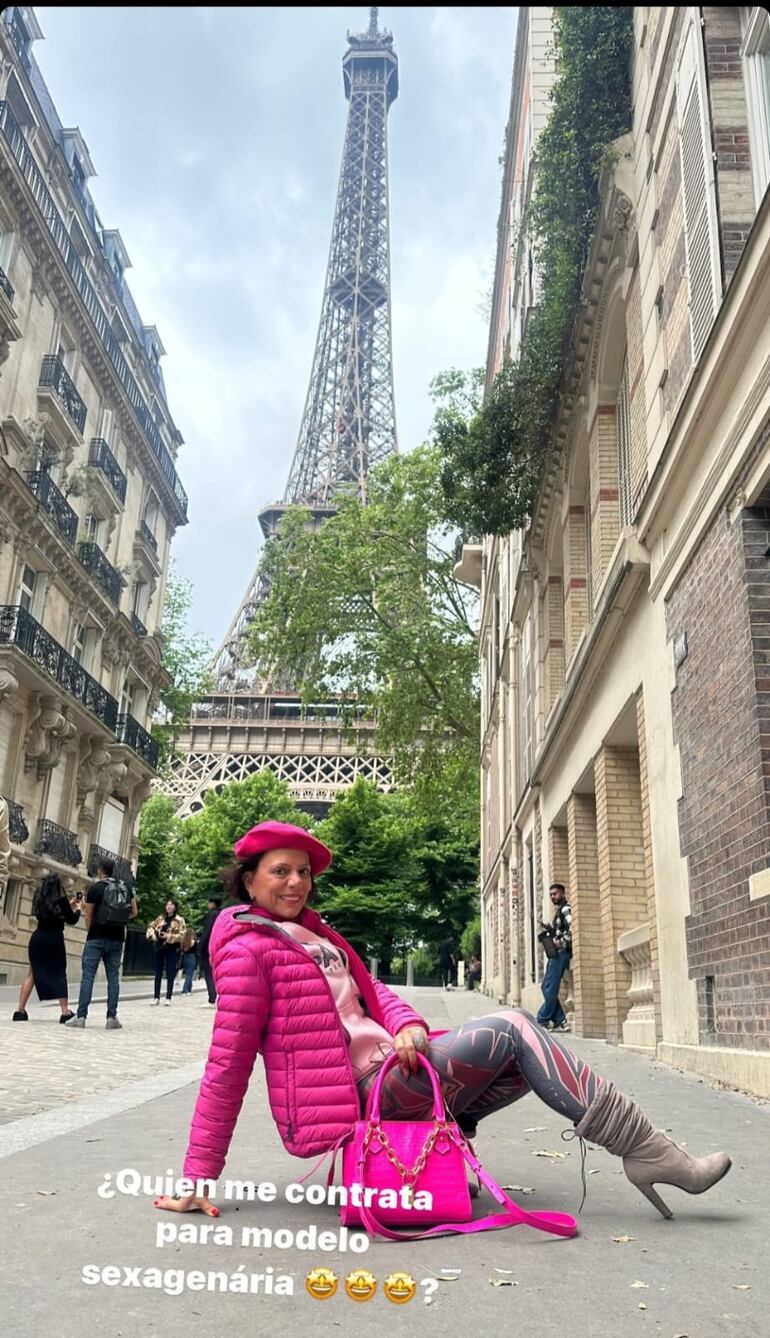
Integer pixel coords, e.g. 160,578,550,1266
437,6,634,537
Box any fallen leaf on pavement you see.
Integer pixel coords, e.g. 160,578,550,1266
733,1285,751,1291
502,1184,536,1194
612,1235,635,1243
532,1149,568,1159
492,1268,515,1275
638,1303,647,1310
588,1168,601,1175
36,1190,56,1196
490,1279,518,1287
523,1126,547,1133
630,1281,649,1289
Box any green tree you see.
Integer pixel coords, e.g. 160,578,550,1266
135,793,183,924
247,446,480,818
176,770,307,912
315,779,479,970
154,563,214,764
460,913,482,963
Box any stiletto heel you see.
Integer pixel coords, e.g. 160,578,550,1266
635,1182,673,1219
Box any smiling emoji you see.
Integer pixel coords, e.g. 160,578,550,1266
305,1267,338,1300
344,1269,377,1302
384,1271,417,1304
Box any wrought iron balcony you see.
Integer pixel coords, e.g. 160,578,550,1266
26,471,78,544
0,101,187,523
6,10,31,71
131,612,148,637
0,263,14,303
88,438,127,504
35,818,83,868
116,712,159,769
137,519,158,553
87,845,134,887
39,355,87,434
77,541,124,604
1,795,28,844
0,605,119,730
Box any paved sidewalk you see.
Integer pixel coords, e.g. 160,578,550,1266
1,985,767,1337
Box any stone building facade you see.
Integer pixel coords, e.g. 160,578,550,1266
0,8,187,985
463,6,770,1094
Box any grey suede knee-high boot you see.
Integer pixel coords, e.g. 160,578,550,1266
574,1080,731,1219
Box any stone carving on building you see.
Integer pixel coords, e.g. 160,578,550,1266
95,752,129,803
76,734,113,806
23,693,77,777
0,656,19,704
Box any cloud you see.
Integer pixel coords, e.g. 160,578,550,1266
32,5,516,643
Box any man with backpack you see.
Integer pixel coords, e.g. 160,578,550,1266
66,857,137,1029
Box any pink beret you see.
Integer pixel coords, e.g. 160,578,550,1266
233,820,332,876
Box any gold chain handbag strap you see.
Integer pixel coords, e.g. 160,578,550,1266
361,1118,453,1197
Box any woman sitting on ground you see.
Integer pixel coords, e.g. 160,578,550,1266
156,821,730,1222
13,872,81,1022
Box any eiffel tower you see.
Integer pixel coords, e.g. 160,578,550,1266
168,8,398,818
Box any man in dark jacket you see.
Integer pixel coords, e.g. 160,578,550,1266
198,896,222,1005
536,883,573,1032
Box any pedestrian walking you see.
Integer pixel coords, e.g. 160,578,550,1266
536,882,573,1032
12,873,81,1022
438,935,456,989
197,895,222,1006
65,858,137,1030
146,900,187,1006
180,925,198,994
155,821,731,1224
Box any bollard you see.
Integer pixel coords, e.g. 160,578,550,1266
369,957,379,981
406,958,414,987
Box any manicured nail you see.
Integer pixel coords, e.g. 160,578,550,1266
210,1208,220,1217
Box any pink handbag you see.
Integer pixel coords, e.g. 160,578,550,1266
338,1052,578,1241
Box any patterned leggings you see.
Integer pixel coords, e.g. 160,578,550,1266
359,1008,601,1134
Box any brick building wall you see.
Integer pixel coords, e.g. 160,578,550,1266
567,791,606,1037
702,8,756,283
667,491,770,1049
636,689,663,1040
626,269,648,512
595,745,649,1042
563,506,588,663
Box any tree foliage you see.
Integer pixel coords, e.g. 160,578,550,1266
247,446,480,816
436,6,634,536
153,563,213,764
135,792,183,924
175,770,308,911
315,779,479,969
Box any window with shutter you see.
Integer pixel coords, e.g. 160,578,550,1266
46,760,67,827
98,797,125,854
676,11,722,364
617,353,633,527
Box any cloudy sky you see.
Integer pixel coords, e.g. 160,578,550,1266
33,6,517,650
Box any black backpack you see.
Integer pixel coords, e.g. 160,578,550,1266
95,877,132,925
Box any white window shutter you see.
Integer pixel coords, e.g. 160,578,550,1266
46,760,67,827
98,797,125,853
676,11,722,363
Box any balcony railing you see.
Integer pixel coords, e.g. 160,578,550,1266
78,541,124,604
6,11,31,72
1,795,29,844
0,605,119,730
0,263,14,303
39,355,87,434
35,818,83,868
137,519,158,553
116,712,159,768
131,612,148,637
87,845,134,888
88,438,127,504
0,100,188,522
26,470,78,544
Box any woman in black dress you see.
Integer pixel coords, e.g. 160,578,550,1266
13,873,81,1022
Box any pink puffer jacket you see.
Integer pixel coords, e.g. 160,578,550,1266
183,904,428,1180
